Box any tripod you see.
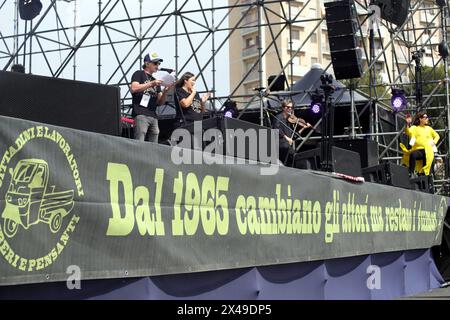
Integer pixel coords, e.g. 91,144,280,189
254,87,266,126
319,74,336,172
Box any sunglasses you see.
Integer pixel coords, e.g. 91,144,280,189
421,115,428,119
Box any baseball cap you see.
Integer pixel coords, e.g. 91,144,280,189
143,52,163,64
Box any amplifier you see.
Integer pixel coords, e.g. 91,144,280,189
334,138,378,168
292,146,362,176
410,175,434,194
0,70,121,136
363,163,411,189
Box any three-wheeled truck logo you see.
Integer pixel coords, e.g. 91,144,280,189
1,159,74,238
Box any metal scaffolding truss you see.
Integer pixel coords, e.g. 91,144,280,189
1,0,449,194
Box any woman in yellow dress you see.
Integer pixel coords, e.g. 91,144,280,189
400,112,440,176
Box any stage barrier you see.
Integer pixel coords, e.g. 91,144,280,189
0,115,447,286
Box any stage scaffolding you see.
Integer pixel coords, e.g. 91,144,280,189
0,0,449,195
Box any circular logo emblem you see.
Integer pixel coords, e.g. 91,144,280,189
0,126,84,273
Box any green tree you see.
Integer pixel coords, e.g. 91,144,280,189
420,64,448,131
342,71,387,99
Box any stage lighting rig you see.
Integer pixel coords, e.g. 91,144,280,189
223,100,238,118
310,90,324,115
391,88,407,112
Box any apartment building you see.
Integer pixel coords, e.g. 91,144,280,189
228,0,443,99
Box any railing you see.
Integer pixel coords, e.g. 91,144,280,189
242,45,258,57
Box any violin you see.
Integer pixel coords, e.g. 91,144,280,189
287,113,312,129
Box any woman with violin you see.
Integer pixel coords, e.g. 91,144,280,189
273,99,312,165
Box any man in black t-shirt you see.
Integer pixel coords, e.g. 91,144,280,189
130,51,173,142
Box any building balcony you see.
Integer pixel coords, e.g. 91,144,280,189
240,24,259,36
242,45,259,58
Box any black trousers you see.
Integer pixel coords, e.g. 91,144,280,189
409,149,426,174
279,140,292,165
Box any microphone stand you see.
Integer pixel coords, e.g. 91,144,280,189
320,75,335,172
253,87,266,126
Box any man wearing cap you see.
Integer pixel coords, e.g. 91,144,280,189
130,52,173,143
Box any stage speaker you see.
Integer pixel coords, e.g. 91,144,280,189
362,163,410,189
19,0,43,20
333,138,378,168
372,0,410,27
324,0,363,80
292,146,362,176
410,175,434,194
268,74,286,91
221,117,276,162
176,117,276,163
0,71,121,136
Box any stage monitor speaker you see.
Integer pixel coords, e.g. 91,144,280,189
0,71,121,136
362,163,410,189
177,117,276,163
292,146,362,177
333,138,378,168
268,74,286,91
324,0,363,80
221,117,276,163
410,175,434,194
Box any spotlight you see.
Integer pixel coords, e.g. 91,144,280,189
391,88,407,112
311,103,321,114
223,99,238,118
310,90,323,115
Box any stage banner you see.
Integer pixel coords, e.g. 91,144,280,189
0,115,447,286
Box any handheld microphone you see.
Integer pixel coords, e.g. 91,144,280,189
160,68,175,73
